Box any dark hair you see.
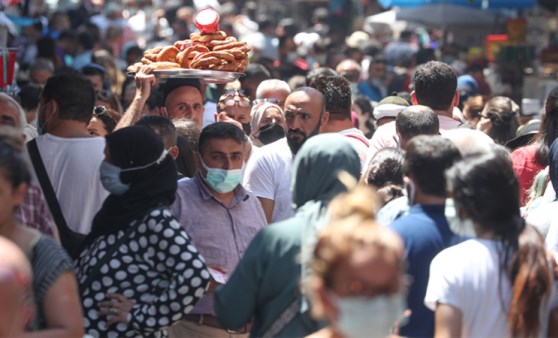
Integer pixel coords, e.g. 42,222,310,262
363,148,405,204
92,106,118,133
77,30,95,51
240,63,271,84
482,96,520,145
0,140,31,189
306,67,337,87
396,106,439,142
404,135,462,197
446,152,551,337
81,63,106,78
174,119,200,177
198,122,246,155
17,84,42,111
534,87,558,166
311,76,351,120
354,95,375,137
136,115,177,147
413,61,457,111
42,73,96,123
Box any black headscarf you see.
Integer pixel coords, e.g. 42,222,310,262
550,138,558,200
84,126,177,245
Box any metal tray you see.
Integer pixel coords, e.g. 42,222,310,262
127,68,244,84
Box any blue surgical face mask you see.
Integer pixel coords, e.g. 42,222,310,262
100,161,130,195
99,150,168,196
445,198,477,237
332,293,406,338
199,157,244,194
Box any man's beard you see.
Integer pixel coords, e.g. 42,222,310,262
286,123,321,155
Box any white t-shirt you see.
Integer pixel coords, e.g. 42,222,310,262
338,128,369,172
425,239,511,338
35,134,108,234
365,114,462,168
242,137,295,223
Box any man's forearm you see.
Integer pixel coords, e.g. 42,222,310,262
115,96,147,131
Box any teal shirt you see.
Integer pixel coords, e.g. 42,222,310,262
214,218,319,337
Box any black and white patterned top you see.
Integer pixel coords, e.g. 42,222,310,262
75,207,210,338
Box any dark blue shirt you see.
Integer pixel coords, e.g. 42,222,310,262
390,204,459,338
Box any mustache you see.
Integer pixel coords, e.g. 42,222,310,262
287,129,305,136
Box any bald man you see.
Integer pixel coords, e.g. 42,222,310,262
243,87,327,223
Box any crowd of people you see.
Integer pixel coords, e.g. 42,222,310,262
1,0,558,337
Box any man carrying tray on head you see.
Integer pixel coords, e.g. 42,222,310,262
116,66,205,130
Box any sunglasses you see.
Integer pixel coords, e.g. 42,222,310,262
93,105,109,117
219,89,251,108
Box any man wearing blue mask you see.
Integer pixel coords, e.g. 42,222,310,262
169,122,267,338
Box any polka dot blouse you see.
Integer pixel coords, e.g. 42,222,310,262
75,207,210,338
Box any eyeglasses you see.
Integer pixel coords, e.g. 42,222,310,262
219,89,251,108
253,98,281,105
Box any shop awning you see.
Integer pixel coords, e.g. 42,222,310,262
378,0,536,9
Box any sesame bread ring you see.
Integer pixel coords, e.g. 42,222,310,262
197,30,227,43
227,48,246,59
143,53,159,62
145,47,163,55
183,44,210,57
189,56,220,69
213,42,248,52
156,46,180,62
140,57,153,64
207,36,237,48
213,63,239,72
203,51,235,63
150,61,181,70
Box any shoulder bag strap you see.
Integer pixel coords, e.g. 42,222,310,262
26,139,74,245
261,296,302,338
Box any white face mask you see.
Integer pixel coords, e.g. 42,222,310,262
333,293,406,338
445,198,477,237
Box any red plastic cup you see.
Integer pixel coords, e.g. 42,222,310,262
195,8,220,34
0,51,16,88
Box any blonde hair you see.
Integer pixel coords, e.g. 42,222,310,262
308,185,403,319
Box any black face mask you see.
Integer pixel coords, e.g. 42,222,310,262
242,123,251,135
257,123,285,145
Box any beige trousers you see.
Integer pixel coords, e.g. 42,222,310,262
167,319,249,338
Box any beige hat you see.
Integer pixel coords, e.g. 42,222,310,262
345,31,370,49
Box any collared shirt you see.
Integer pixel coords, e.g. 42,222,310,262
171,173,267,315
15,183,56,237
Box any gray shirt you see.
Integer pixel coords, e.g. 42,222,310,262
172,173,267,315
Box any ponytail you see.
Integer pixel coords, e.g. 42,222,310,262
508,225,552,337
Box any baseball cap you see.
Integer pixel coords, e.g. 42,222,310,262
373,94,409,120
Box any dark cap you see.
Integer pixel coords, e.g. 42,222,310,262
81,63,106,77
162,78,202,102
505,120,540,150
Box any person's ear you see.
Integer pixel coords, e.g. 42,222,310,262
194,151,202,172
160,106,169,118
13,183,28,207
168,145,179,160
410,90,418,105
321,111,329,126
452,90,460,108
